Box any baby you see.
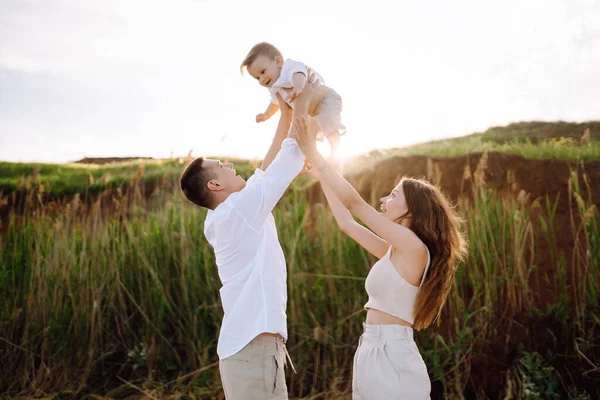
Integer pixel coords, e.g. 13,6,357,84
241,42,345,161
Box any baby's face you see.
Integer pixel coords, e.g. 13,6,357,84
247,55,282,88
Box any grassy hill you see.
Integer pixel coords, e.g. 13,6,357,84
480,120,599,143
0,157,256,198
344,120,599,173
0,120,598,198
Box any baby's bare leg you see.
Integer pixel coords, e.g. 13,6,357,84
326,132,340,156
326,132,343,171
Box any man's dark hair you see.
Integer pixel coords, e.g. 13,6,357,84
180,157,216,209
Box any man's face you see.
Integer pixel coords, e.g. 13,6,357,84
204,159,246,194
247,55,283,88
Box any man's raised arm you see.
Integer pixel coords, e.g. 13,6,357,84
231,74,320,228
260,93,293,171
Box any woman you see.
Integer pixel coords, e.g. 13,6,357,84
293,118,468,399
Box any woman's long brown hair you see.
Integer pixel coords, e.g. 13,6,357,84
400,178,468,330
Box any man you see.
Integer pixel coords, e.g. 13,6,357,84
180,74,319,399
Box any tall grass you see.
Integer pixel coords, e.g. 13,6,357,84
0,157,598,399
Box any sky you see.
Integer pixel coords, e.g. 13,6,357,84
0,0,599,163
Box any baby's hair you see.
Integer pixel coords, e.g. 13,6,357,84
240,42,282,74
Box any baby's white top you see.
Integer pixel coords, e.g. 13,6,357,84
268,58,324,108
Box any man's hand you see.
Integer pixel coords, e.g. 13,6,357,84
293,70,320,113
288,72,307,103
293,116,318,157
306,161,320,179
256,113,268,123
287,71,319,139
287,86,303,103
296,158,312,177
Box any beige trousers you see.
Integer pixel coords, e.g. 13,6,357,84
219,334,290,399
352,324,431,399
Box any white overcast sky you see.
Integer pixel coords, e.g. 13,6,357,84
0,0,598,163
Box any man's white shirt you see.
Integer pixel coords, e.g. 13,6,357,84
203,138,304,359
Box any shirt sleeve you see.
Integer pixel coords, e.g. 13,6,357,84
231,138,304,229
270,90,279,105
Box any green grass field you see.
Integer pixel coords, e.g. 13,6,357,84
0,121,599,399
